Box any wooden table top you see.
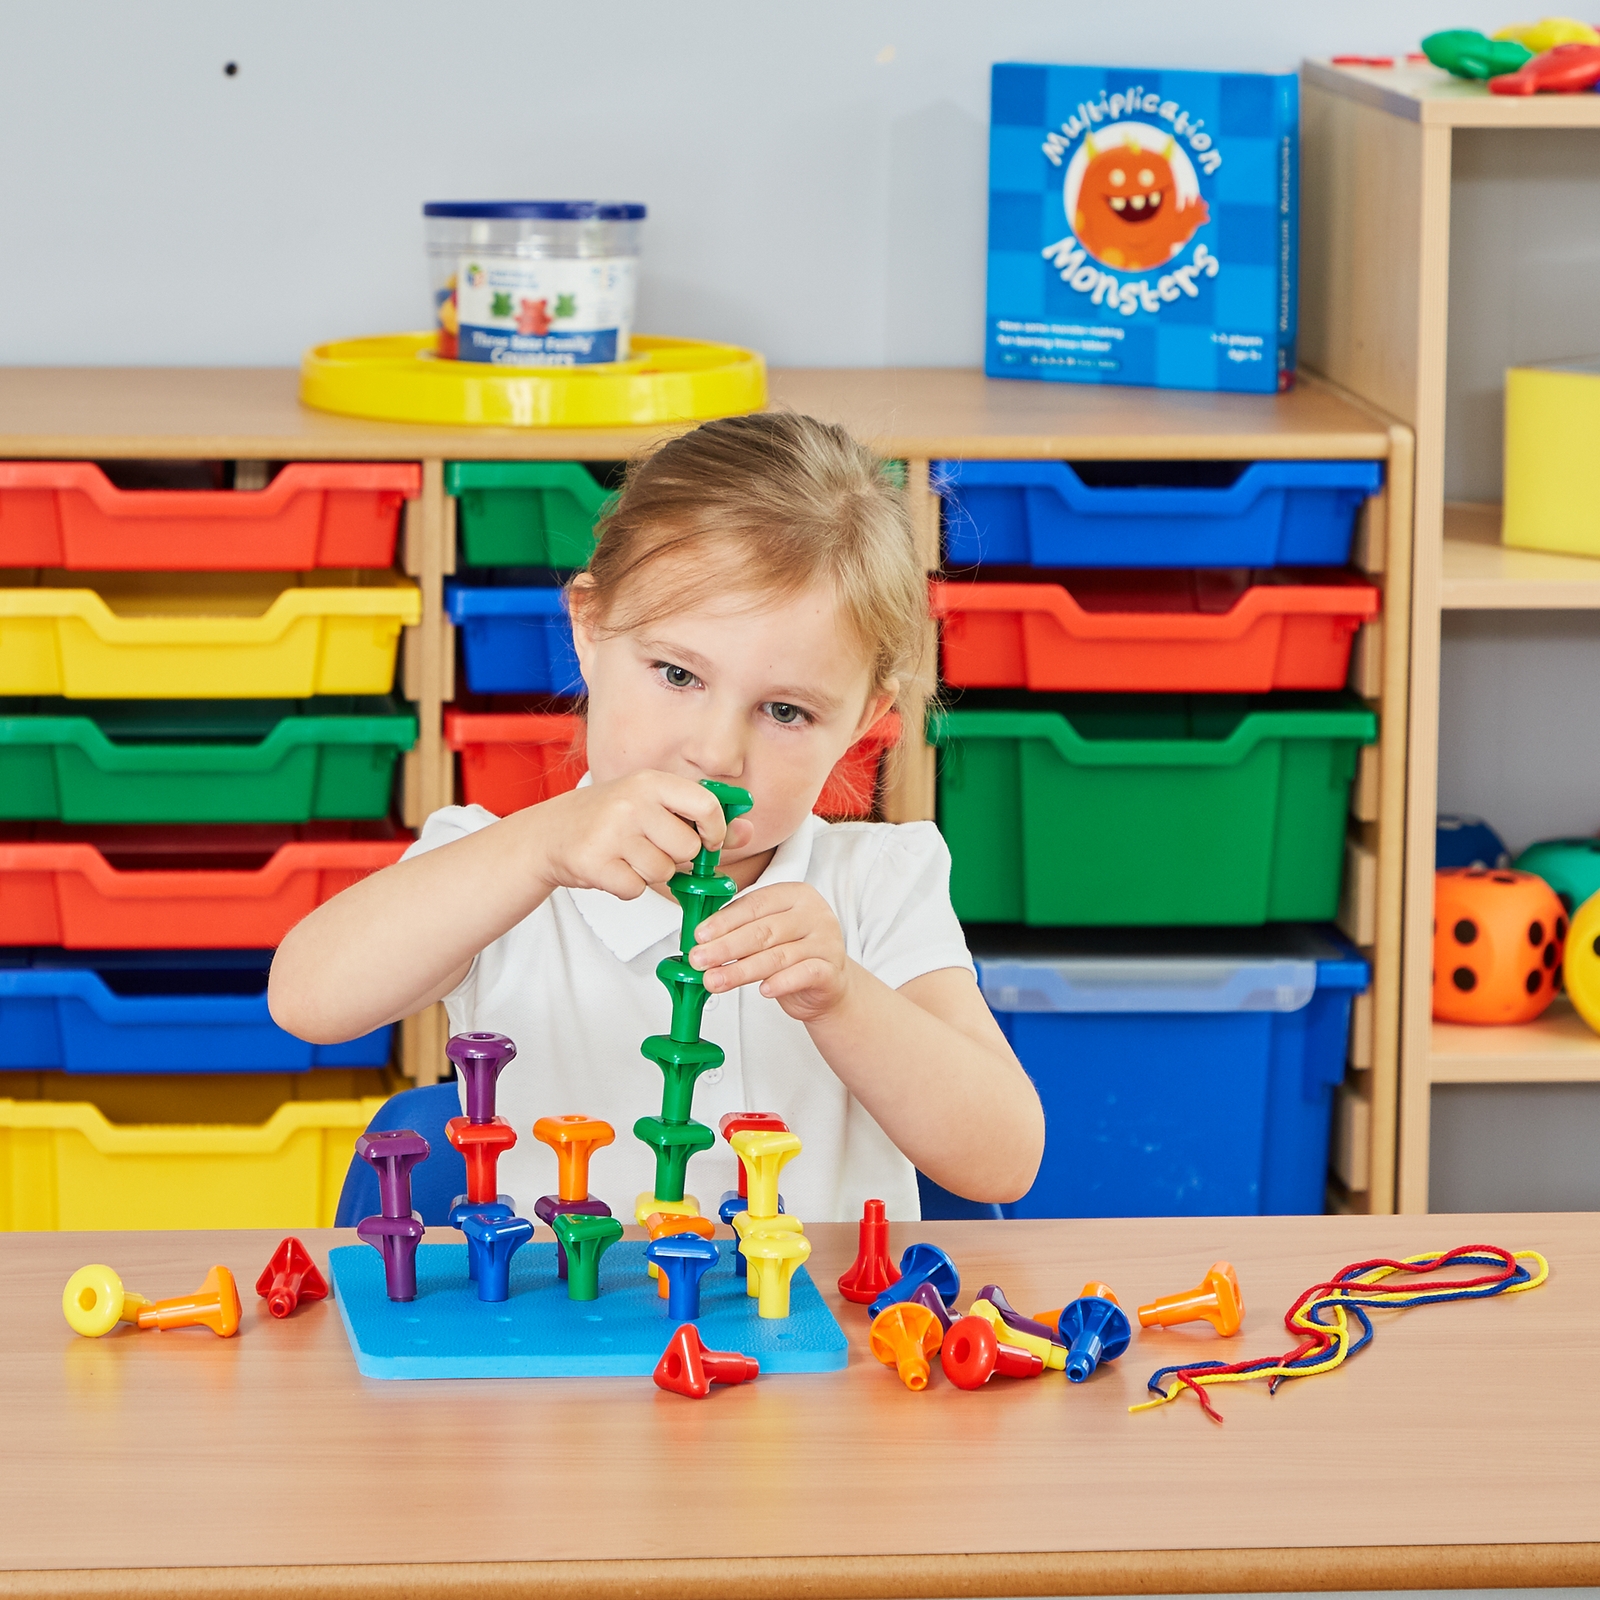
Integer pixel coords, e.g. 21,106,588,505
3,1213,1593,1600
0,366,1393,461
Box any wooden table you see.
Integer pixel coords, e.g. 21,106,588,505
3,1215,1594,1600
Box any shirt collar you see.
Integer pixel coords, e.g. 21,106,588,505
566,777,825,964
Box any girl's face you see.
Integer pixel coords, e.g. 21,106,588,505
571,574,896,869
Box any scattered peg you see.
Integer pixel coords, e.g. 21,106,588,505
741,1228,811,1319
532,1115,614,1202
718,1112,789,1201
838,1198,900,1304
652,1323,759,1399
1138,1260,1244,1337
1058,1282,1132,1383
967,1298,1066,1371
446,1031,517,1123
533,1195,612,1280
551,1212,623,1301
977,1283,1061,1345
867,1242,959,1318
908,1279,954,1333
729,1128,801,1221
255,1237,327,1319
645,1232,719,1320
869,1301,943,1391
940,1314,1044,1390
137,1266,243,1338
62,1263,149,1338
460,1212,535,1303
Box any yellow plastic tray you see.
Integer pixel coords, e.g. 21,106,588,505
0,569,420,697
300,332,767,428
0,1095,385,1229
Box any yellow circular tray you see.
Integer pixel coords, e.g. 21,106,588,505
299,332,766,429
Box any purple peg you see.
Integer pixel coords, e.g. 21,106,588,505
534,1194,612,1279
356,1212,426,1302
978,1282,1062,1345
908,1278,953,1333
356,1128,431,1219
446,1032,517,1125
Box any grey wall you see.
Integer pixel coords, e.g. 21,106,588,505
0,0,1523,368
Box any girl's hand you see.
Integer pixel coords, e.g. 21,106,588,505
525,772,752,900
687,883,852,1023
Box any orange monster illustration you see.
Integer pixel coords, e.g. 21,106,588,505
1072,132,1209,272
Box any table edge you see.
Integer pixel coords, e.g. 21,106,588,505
4,1543,1597,1600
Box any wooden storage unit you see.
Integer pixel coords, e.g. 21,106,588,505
0,368,1410,1213
1302,60,1600,1212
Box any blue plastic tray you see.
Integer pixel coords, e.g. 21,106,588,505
936,459,1382,568
0,949,391,1073
329,1240,848,1379
444,583,583,695
969,925,1368,1217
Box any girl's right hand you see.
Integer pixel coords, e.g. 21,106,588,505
522,772,749,900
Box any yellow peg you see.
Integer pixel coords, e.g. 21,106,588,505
728,1128,800,1221
968,1298,1067,1371
742,1229,812,1319
732,1212,805,1296
634,1191,700,1226
62,1264,149,1338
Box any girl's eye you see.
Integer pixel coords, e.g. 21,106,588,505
659,663,698,689
766,701,808,726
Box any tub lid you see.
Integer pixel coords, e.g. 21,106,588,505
423,201,646,220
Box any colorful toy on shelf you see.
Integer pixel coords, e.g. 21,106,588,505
967,1297,1067,1371
645,1233,720,1320
1420,29,1532,77
1139,1261,1244,1336
1495,16,1599,49
838,1198,900,1304
1432,867,1566,1025
445,1032,519,1208
64,1262,242,1338
1513,838,1600,915
869,1301,944,1390
1135,1244,1549,1423
940,1315,1045,1390
1057,1283,1133,1383
652,1323,760,1399
1490,40,1600,92
1560,889,1600,1037
255,1237,327,1319
551,1212,624,1302
354,1129,430,1302
1437,813,1510,871
867,1243,960,1318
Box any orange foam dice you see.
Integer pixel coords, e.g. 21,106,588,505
533,1115,615,1202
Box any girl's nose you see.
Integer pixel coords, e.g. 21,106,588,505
685,712,746,781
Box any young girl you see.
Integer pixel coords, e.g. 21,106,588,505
268,413,1043,1221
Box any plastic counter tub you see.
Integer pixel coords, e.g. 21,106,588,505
0,1091,385,1230
0,462,420,569
0,570,421,697
0,697,416,823
936,460,1383,568
932,692,1376,925
0,949,391,1073
445,462,615,567
0,821,409,948
970,925,1369,1217
445,582,582,695
931,571,1380,693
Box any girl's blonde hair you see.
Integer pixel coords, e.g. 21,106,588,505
572,412,930,714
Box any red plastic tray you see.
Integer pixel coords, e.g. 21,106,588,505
930,571,1380,693
0,462,421,569
0,822,409,948
445,709,901,820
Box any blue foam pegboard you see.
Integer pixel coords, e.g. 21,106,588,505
329,1240,847,1380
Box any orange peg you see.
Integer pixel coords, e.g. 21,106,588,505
644,1211,716,1296
1137,1260,1244,1337
868,1301,943,1391
533,1115,615,1202
135,1266,243,1338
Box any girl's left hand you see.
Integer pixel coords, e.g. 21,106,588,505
687,884,852,1024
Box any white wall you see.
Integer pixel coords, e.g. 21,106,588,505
0,0,1519,368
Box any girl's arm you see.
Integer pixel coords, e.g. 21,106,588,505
689,885,1045,1203
268,774,744,1044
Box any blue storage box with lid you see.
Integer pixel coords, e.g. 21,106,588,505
445,581,583,695
0,949,391,1073
969,925,1368,1218
936,459,1382,568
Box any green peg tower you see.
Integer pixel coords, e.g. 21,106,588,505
634,780,753,1219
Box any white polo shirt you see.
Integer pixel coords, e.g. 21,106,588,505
403,803,975,1222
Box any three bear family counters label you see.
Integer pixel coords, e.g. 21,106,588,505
451,255,637,366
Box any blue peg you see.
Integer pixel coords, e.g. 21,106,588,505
645,1232,720,1320
867,1242,960,1318
449,1197,514,1281
1057,1283,1132,1383
460,1212,535,1302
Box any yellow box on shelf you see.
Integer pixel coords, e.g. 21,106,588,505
0,1093,386,1230
1504,360,1600,560
0,569,420,697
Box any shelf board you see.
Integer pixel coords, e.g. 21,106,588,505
1430,1000,1600,1082
1305,58,1600,128
1441,501,1600,607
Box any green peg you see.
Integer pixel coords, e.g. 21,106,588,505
633,1116,715,1203
656,956,714,1044
550,1211,624,1300
669,780,753,953
641,1033,724,1123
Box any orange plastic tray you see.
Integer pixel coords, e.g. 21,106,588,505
0,463,420,569
0,822,409,948
931,571,1380,693
444,709,901,820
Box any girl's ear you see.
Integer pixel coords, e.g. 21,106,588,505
854,678,899,741
567,574,598,676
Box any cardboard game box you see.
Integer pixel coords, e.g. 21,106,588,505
985,64,1298,394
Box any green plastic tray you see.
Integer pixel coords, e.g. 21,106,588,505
0,697,417,823
931,694,1377,926
445,461,615,567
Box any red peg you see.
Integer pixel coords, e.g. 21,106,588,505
940,1315,1045,1390
254,1236,327,1319
718,1112,789,1199
838,1198,900,1304
446,1116,518,1206
652,1323,761,1399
